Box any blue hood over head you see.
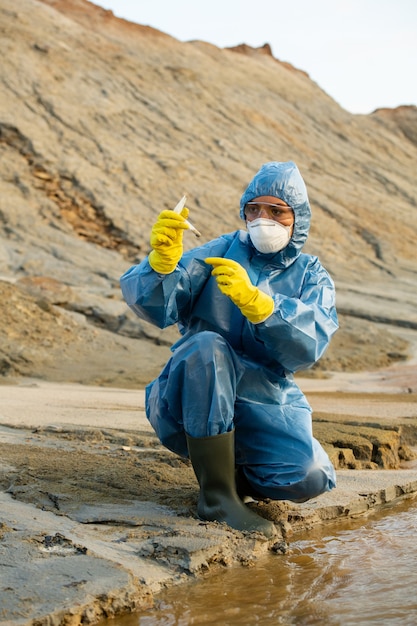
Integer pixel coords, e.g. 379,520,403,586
240,161,311,265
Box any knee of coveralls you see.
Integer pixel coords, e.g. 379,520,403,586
233,393,336,502
289,464,335,502
146,330,244,453
240,459,335,502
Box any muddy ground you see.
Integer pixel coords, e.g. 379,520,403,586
1,323,417,625
1,359,417,625
1,388,417,519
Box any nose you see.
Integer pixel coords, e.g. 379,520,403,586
258,207,272,219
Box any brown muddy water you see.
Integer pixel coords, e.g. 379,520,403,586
106,498,417,626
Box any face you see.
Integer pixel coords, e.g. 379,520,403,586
244,195,294,235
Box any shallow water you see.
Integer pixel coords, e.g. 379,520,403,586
109,498,417,626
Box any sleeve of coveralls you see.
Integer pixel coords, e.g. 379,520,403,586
120,235,234,329
254,257,338,373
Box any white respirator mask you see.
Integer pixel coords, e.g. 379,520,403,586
247,218,292,254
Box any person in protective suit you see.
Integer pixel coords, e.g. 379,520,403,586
120,161,338,539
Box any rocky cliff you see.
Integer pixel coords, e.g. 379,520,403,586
1,0,416,386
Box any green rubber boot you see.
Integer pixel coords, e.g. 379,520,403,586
186,430,276,538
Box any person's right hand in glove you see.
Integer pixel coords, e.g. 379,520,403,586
148,208,189,274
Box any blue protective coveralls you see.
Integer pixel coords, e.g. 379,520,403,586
120,161,338,503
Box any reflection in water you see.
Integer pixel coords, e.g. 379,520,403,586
110,499,417,625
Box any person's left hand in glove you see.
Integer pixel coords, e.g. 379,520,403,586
205,257,274,324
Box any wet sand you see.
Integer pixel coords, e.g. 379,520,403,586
1,364,417,625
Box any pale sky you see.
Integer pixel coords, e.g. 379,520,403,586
92,0,416,115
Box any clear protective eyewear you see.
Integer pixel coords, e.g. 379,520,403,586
244,202,294,224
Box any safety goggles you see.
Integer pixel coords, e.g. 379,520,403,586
244,202,294,223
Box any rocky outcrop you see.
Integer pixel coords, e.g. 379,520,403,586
315,419,417,469
372,105,417,147
0,0,416,385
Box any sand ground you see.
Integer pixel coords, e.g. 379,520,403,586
1,359,417,625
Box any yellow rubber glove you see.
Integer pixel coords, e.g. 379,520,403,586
205,257,274,324
148,208,189,274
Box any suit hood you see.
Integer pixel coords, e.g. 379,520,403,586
240,161,311,266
